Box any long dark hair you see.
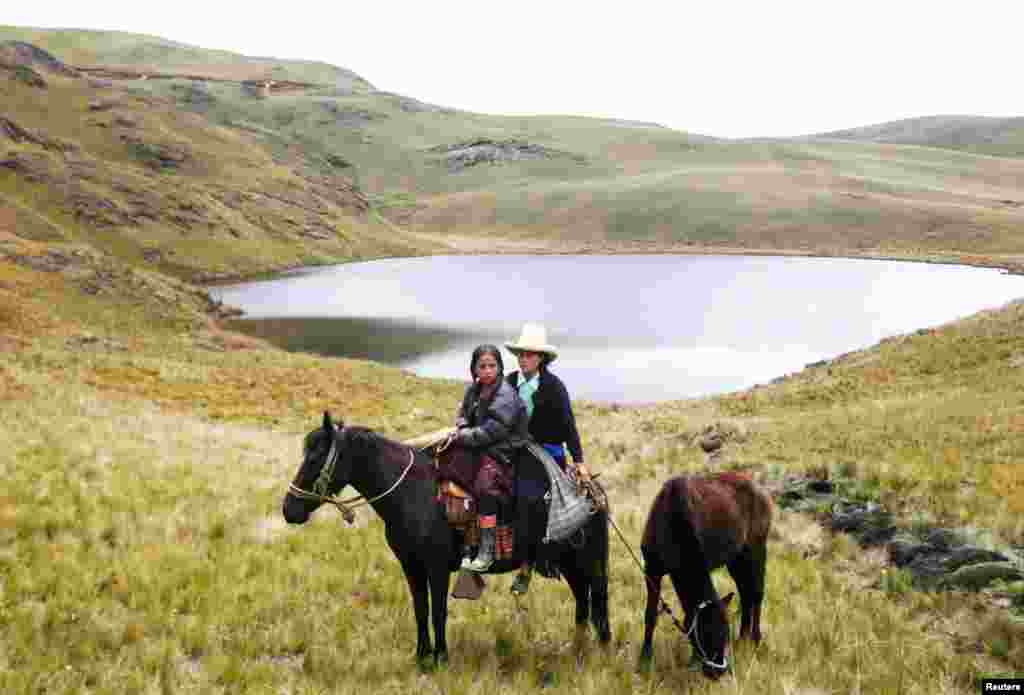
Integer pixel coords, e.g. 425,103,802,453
469,344,504,380
468,344,504,404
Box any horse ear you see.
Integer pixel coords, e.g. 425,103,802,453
323,411,333,431
721,592,735,609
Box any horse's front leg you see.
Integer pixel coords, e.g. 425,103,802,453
638,572,662,669
429,566,450,666
727,550,755,640
400,559,432,669
589,571,611,644
588,518,612,644
561,563,591,630
750,541,767,645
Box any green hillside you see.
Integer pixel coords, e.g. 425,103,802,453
5,26,1024,275
815,115,1024,158
0,25,372,88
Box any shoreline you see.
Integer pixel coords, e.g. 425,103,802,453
204,246,1024,409
198,241,1024,287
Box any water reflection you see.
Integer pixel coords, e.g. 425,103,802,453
209,255,1024,403
221,316,489,365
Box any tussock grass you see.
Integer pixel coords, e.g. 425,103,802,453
4,243,1023,693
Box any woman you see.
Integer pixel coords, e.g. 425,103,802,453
504,324,592,594
452,344,529,573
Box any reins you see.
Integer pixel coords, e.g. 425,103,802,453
287,435,417,525
607,513,730,673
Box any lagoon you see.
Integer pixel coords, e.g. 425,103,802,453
208,255,1024,403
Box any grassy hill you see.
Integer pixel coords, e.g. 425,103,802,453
4,26,1024,278
815,115,1024,158
0,34,433,282
1,26,1023,692
0,26,373,88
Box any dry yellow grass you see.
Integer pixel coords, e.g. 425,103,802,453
3,241,1023,693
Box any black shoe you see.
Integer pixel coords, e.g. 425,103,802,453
462,527,495,573
510,570,531,595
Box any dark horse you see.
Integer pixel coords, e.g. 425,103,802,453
282,412,611,667
638,472,772,679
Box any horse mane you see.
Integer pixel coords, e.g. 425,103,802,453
342,425,382,448
341,426,435,480
341,426,399,462
642,477,704,572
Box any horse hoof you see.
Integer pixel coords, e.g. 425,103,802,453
416,655,435,673
510,572,531,595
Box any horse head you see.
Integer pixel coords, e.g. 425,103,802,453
282,411,350,524
692,591,734,679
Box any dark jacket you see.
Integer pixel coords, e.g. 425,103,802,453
507,369,584,463
455,379,529,464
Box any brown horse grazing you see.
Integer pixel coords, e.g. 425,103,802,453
638,472,772,679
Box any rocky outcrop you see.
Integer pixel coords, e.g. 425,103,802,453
0,117,76,152
170,81,215,111
2,63,47,88
0,41,79,76
428,139,586,172
122,136,190,171
372,91,455,115
316,101,386,127
778,477,1024,591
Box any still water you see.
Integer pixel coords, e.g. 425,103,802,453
209,255,1024,403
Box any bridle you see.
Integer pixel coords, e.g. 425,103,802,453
287,427,416,525
607,514,730,675
687,599,730,673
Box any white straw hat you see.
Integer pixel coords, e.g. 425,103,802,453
505,323,558,362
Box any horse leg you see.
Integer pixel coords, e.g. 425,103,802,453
669,572,704,670
429,567,450,666
589,570,611,644
561,562,591,631
638,572,662,669
588,518,611,644
749,541,767,644
726,548,755,641
401,560,432,667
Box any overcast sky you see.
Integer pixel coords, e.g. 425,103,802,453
6,1,1023,138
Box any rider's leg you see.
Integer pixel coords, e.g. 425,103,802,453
463,495,497,572
513,448,567,592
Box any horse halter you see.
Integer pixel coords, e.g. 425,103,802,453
287,427,416,525
687,599,730,674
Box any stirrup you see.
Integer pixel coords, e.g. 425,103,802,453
510,571,531,595
462,555,493,573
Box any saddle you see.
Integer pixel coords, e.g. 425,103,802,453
435,466,516,561
433,442,602,558
438,479,476,526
